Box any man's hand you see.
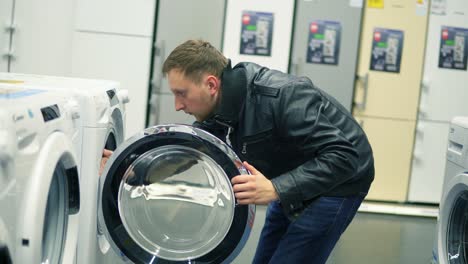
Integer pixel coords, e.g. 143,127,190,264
231,161,279,205
99,149,113,176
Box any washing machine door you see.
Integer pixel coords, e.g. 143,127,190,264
16,132,80,264
98,124,255,263
438,173,468,264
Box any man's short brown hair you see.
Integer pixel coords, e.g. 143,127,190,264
162,39,228,83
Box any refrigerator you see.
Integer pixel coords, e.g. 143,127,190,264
9,0,75,75
353,0,430,202
147,0,227,127
289,0,364,111
0,0,14,72
72,0,156,138
408,0,468,203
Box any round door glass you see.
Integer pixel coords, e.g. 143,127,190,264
446,189,468,263
118,145,235,261
42,163,67,264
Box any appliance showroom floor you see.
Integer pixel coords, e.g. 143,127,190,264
327,203,437,264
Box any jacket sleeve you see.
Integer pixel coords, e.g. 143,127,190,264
270,79,359,215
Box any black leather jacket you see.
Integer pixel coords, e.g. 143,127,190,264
195,61,374,217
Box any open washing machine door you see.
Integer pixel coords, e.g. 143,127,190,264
98,124,255,263
438,173,468,264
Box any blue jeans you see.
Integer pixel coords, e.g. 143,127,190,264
252,193,366,264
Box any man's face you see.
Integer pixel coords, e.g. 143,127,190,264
167,69,220,122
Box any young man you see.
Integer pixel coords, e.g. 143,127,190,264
97,39,375,263
161,39,374,263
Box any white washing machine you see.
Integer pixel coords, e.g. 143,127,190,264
0,86,81,263
98,124,255,263
0,72,129,264
434,116,468,264
0,107,16,264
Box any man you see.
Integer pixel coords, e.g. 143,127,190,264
160,39,374,263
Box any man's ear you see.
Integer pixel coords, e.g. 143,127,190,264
206,75,220,95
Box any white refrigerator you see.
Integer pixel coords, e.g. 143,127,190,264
408,0,468,203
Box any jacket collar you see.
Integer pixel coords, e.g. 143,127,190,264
212,60,247,127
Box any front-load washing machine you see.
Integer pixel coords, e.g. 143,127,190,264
0,73,129,264
98,124,255,263
435,116,468,264
0,85,81,263
0,107,16,264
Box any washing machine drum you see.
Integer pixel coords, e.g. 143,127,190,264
98,125,255,264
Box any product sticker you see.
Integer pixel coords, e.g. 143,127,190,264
369,28,404,73
367,0,384,8
439,26,468,71
306,20,342,65
415,0,428,16
431,0,447,15
240,11,274,56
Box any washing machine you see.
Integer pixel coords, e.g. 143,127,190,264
434,116,468,264
0,107,16,264
0,72,129,264
98,124,255,263
0,85,81,263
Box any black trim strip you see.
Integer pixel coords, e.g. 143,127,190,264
66,166,80,215
40,104,60,122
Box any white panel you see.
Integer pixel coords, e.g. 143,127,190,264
0,0,14,72
408,121,450,203
74,0,156,36
10,0,75,75
153,93,195,125
71,32,152,138
418,0,468,122
222,0,295,72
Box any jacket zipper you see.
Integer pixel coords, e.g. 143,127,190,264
241,129,272,154
241,137,265,155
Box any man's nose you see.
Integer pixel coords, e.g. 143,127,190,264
175,99,184,111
